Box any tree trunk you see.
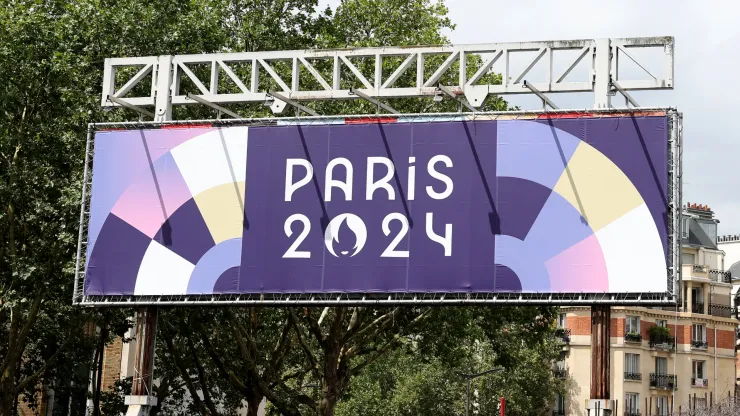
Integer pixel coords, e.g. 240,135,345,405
246,394,264,416
318,396,337,416
92,322,108,416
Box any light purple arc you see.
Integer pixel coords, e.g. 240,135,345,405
186,238,243,294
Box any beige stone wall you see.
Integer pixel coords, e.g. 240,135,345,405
560,307,737,415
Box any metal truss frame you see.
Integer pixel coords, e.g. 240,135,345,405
73,108,681,307
101,37,673,120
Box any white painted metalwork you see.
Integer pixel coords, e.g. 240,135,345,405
101,37,674,119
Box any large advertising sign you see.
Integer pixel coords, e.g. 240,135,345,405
77,111,678,305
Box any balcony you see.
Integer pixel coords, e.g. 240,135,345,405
691,340,708,349
554,367,567,379
623,412,641,416
648,334,675,351
691,378,708,388
691,302,705,314
555,328,571,344
709,269,731,284
624,372,642,381
624,332,642,343
709,303,732,318
650,373,677,390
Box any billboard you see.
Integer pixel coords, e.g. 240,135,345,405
76,111,679,305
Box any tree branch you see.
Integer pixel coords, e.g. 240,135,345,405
14,332,72,393
163,331,212,416
288,310,321,382
302,307,326,347
1,290,43,377
186,332,219,416
196,324,251,396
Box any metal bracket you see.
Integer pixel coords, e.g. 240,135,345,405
107,95,155,118
349,88,399,114
436,84,477,112
610,80,639,108
522,81,559,110
186,93,242,119
267,91,319,116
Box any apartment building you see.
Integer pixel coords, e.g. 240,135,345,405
717,232,740,384
554,205,738,416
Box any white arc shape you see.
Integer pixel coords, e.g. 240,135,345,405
324,213,367,257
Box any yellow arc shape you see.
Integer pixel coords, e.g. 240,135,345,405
552,142,645,233
193,181,246,244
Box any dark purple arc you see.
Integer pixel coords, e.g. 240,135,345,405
493,177,554,241
153,198,215,265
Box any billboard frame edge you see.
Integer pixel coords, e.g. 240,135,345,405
73,108,680,307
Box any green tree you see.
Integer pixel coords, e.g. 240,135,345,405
336,307,564,416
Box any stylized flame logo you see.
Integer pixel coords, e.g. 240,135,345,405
324,213,367,257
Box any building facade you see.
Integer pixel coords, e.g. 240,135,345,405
717,233,740,385
554,205,738,416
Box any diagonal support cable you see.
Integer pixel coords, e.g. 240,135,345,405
107,95,155,118
522,81,559,110
268,91,319,116
437,84,478,112
349,88,399,114
610,80,639,108
186,93,242,119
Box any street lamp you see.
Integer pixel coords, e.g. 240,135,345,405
456,368,505,416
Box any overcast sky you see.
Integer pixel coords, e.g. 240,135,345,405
320,0,740,234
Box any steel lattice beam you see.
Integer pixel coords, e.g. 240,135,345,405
101,37,673,119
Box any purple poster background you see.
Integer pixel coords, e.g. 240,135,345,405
83,114,670,297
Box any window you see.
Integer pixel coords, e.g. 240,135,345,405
692,324,706,342
681,219,689,239
682,252,695,265
558,313,566,328
697,219,717,244
691,286,703,302
625,353,640,380
554,394,565,415
692,360,706,381
625,393,640,415
626,316,640,334
655,357,667,375
656,319,667,328
656,396,668,416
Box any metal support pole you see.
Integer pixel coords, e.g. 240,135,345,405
588,305,611,416
124,56,171,416
125,307,159,415
593,38,612,109
154,55,173,121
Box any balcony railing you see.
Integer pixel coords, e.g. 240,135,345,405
650,373,677,390
554,367,567,379
553,410,565,416
691,378,708,387
691,302,705,314
624,332,642,343
648,334,675,350
691,340,708,349
624,372,642,381
709,303,732,318
624,412,642,416
693,264,708,273
709,269,731,283
555,328,571,344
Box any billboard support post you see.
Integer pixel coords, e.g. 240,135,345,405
588,305,612,415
